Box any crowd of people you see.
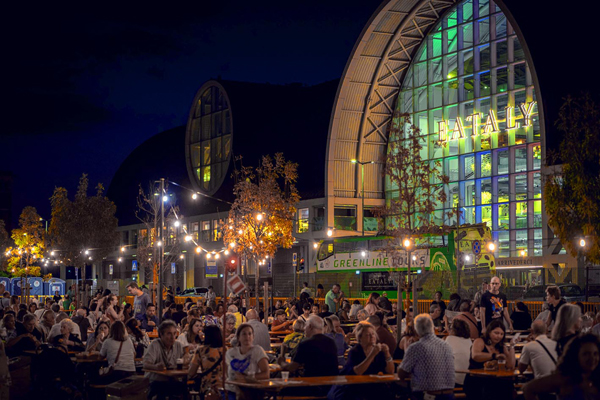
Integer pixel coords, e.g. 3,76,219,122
0,278,599,400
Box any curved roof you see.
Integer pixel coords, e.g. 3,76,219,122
326,0,545,202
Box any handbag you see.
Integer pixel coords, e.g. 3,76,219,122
99,341,124,377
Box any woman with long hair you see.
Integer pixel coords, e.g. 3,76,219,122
188,325,224,398
87,320,110,352
125,318,150,358
97,321,136,384
551,303,581,357
510,301,533,331
102,294,123,324
176,317,203,353
201,307,220,327
214,303,225,319
364,293,380,316
225,323,269,399
394,322,418,359
465,319,516,400
524,333,599,400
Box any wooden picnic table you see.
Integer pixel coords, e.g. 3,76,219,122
143,368,189,378
228,374,400,392
269,330,293,336
456,368,530,378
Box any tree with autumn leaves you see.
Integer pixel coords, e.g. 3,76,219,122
545,94,600,264
223,154,299,302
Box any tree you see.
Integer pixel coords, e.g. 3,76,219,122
135,181,183,304
545,94,600,264
4,207,51,299
223,153,299,304
48,174,119,303
0,219,10,271
375,112,451,332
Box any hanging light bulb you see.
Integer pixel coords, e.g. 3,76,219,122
192,193,198,200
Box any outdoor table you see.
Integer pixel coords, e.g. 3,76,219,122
143,368,190,378
269,330,293,336
227,374,400,398
456,368,531,378
147,331,159,339
270,343,283,349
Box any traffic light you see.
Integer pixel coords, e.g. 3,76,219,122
227,257,237,272
298,257,305,272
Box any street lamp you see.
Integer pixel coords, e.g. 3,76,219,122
579,237,589,301
350,159,375,236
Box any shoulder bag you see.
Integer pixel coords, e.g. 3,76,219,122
535,339,557,364
99,340,124,377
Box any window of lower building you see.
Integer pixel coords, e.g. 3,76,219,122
334,206,357,231
297,208,309,233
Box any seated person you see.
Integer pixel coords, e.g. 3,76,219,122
318,304,334,319
87,321,110,352
429,304,443,330
6,314,43,357
283,320,306,357
51,319,85,352
272,309,293,331
71,307,91,342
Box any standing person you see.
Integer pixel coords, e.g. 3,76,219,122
226,323,269,399
206,286,216,305
398,314,456,399
523,334,600,400
316,284,325,300
518,320,558,378
300,282,312,297
97,321,136,384
545,285,566,330
325,284,341,314
143,320,189,399
473,280,488,316
480,276,513,334
551,303,581,357
127,282,150,321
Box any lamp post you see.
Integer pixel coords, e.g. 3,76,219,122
351,159,374,236
578,237,589,301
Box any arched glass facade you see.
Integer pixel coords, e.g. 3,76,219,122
188,84,232,194
387,0,542,258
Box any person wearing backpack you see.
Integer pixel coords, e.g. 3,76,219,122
518,320,558,378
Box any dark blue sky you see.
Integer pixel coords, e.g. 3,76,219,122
2,1,380,223
3,0,600,227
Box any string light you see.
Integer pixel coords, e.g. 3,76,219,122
195,246,202,253
192,193,198,200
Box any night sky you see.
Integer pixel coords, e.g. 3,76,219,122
3,0,600,227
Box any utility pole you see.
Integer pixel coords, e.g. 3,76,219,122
157,178,165,321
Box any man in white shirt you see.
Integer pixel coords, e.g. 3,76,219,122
245,309,271,351
518,320,558,378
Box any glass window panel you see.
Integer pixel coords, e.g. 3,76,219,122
415,87,428,111
202,115,211,140
203,166,211,189
429,108,443,135
478,0,490,17
515,146,527,172
445,54,459,80
497,203,509,230
462,206,476,224
418,135,428,160
223,134,231,159
445,157,459,182
404,71,414,90
497,175,509,202
429,83,443,108
495,13,507,38
497,148,509,175
479,151,492,177
415,112,429,135
429,57,443,83
211,137,222,162
515,202,527,229
447,28,458,53
512,37,525,62
515,230,527,255
461,49,474,75
430,137,444,159
496,231,510,257
478,44,491,71
478,71,490,97
447,183,460,208
400,91,413,113
432,32,443,58
479,178,492,204
532,144,541,170
202,141,211,164
415,62,427,87
447,10,458,28
515,174,527,201
496,40,508,66
533,229,542,256
461,1,474,22
461,180,476,206
478,18,490,44
461,23,474,50
533,200,542,228
461,76,475,101
481,205,492,228
463,155,475,180
417,44,428,62
496,67,508,93
445,79,458,104
514,63,526,89
532,172,541,198
191,144,201,167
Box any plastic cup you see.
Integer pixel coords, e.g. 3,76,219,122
498,359,506,371
281,371,289,382
176,358,183,370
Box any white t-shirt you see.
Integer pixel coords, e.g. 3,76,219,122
100,338,136,372
445,335,472,385
225,346,268,393
519,335,558,378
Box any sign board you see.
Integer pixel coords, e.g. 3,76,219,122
362,271,400,292
206,260,218,278
109,264,113,275
318,249,430,272
292,253,297,267
132,260,138,271
106,280,119,295
171,262,176,275
227,274,246,296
